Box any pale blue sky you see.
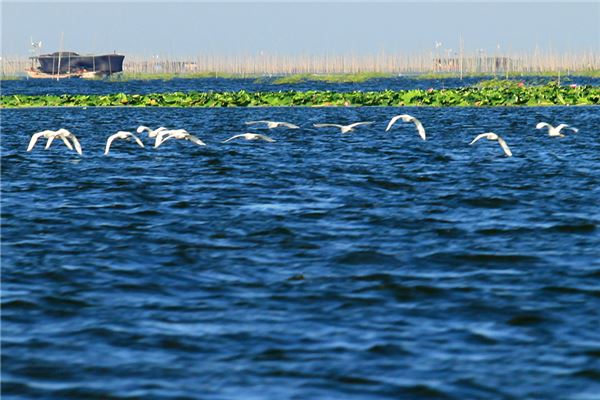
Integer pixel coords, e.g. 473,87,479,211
2,1,599,57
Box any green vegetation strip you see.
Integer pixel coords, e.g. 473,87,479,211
413,70,600,80
96,70,600,82
270,72,395,84
1,83,598,108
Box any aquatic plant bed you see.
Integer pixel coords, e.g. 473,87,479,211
2,84,598,107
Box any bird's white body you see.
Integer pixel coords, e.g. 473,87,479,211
536,122,578,137
223,133,275,143
470,132,512,157
155,129,206,148
155,129,182,147
246,120,299,129
313,122,373,134
385,114,427,140
28,130,67,151
136,125,169,138
104,131,145,155
28,128,82,155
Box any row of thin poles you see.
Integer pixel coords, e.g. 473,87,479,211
2,51,599,77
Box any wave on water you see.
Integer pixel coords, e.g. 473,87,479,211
2,105,600,399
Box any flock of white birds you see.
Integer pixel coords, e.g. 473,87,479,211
26,114,578,158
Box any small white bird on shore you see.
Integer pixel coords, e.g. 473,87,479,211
155,129,206,148
104,131,145,155
245,120,299,129
536,122,578,137
223,133,275,143
136,125,169,138
385,114,427,140
313,122,373,134
470,132,512,157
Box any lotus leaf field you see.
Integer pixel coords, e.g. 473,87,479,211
1,82,598,108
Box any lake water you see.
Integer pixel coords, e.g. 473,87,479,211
2,75,598,96
1,86,600,398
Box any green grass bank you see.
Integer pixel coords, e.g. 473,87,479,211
2,83,598,108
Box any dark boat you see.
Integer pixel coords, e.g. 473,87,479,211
28,51,125,78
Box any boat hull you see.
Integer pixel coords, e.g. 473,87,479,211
35,52,124,74
26,69,82,79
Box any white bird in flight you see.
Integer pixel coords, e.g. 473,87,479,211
28,128,82,155
28,130,70,151
50,129,83,155
222,133,275,143
313,122,374,134
104,131,145,155
385,114,427,140
245,120,299,129
469,132,512,157
136,125,169,138
153,129,187,147
155,129,206,148
536,122,578,137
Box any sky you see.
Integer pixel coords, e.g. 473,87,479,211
1,1,599,58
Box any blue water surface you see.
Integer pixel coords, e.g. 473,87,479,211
2,75,598,96
2,104,600,399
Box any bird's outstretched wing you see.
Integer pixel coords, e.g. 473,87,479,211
27,131,52,151
104,133,118,155
152,127,169,138
496,136,513,157
43,136,55,150
156,133,177,147
68,134,83,155
223,134,245,143
536,122,551,130
54,129,81,154
154,130,171,147
277,122,300,129
186,135,206,146
137,126,168,137
348,122,374,129
470,133,494,145
59,136,75,150
44,133,74,151
44,131,73,150
130,133,145,148
556,124,578,133
256,134,275,142
412,118,427,140
136,125,151,134
313,124,343,129
385,115,404,132
245,121,269,126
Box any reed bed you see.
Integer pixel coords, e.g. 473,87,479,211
2,50,599,78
